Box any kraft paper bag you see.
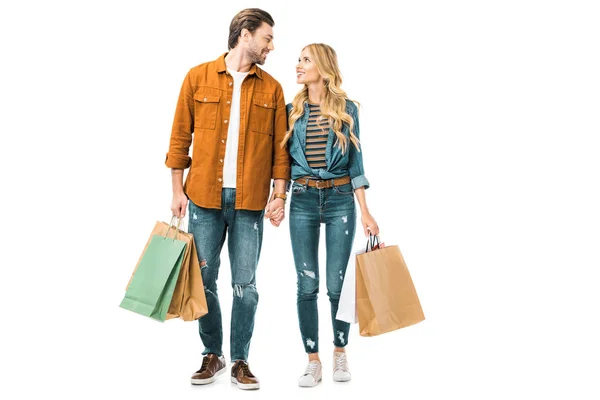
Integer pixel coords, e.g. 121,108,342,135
356,242,425,336
125,219,208,321
166,228,208,321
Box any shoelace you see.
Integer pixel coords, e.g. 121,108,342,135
304,362,320,378
334,354,348,371
197,357,210,373
240,362,255,377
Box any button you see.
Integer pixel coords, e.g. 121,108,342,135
224,120,228,124
218,178,222,182
219,159,223,163
227,101,231,105
229,82,233,86
264,103,268,107
221,139,225,143
203,97,207,101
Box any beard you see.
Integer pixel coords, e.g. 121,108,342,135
247,42,267,65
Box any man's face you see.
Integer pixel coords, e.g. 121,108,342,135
246,22,274,65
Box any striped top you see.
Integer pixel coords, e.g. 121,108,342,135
305,104,330,170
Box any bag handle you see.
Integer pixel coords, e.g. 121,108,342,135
164,216,184,241
365,232,381,252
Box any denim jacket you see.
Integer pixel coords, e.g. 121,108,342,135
286,100,369,189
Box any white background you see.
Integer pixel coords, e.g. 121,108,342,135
1,0,599,399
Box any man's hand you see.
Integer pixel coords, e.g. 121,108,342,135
265,197,285,227
171,192,188,218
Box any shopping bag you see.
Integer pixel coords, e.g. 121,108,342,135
124,218,208,321
336,248,365,324
120,220,187,322
165,226,208,321
337,235,386,324
356,235,425,336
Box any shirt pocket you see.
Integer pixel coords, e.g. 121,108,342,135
194,93,221,130
250,96,276,135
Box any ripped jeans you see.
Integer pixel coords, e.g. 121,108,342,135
188,189,264,361
289,181,356,353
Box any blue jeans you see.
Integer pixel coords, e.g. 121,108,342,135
289,181,356,353
188,189,264,361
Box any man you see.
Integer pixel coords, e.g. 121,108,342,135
165,8,289,390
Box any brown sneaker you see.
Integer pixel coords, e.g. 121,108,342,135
230,360,260,390
190,353,226,385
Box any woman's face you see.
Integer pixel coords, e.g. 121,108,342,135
296,48,322,85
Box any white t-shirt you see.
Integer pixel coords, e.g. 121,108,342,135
223,68,249,188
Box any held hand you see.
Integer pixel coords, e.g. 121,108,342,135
265,198,285,227
264,192,276,219
269,211,284,227
361,212,379,237
171,192,188,218
271,206,285,226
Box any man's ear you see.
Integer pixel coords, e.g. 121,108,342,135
240,28,251,43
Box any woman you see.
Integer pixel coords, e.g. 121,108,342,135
277,43,379,387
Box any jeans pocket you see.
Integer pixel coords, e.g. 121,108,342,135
291,182,306,194
333,183,354,196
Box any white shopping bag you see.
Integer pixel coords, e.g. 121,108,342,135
336,248,366,324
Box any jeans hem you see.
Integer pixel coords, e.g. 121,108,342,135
202,349,223,357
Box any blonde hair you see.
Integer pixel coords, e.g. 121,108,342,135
281,43,360,154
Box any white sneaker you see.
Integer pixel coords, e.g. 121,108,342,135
298,360,322,387
333,352,351,382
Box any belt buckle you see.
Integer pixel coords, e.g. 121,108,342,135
315,180,326,189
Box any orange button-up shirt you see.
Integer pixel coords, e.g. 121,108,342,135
165,53,290,211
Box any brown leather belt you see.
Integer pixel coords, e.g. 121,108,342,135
294,176,351,189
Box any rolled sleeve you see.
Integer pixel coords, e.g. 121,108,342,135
271,85,291,181
165,70,194,170
272,165,291,180
347,103,369,189
351,175,370,190
165,153,191,169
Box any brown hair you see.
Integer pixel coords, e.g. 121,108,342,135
228,8,274,50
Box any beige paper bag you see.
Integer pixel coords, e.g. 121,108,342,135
356,245,425,336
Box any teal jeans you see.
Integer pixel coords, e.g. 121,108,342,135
289,180,356,353
188,189,264,361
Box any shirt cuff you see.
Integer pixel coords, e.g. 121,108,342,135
272,166,291,181
165,153,191,169
351,175,370,190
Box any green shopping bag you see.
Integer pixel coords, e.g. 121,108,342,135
120,220,187,322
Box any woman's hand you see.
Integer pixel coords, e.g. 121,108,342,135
361,211,379,237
